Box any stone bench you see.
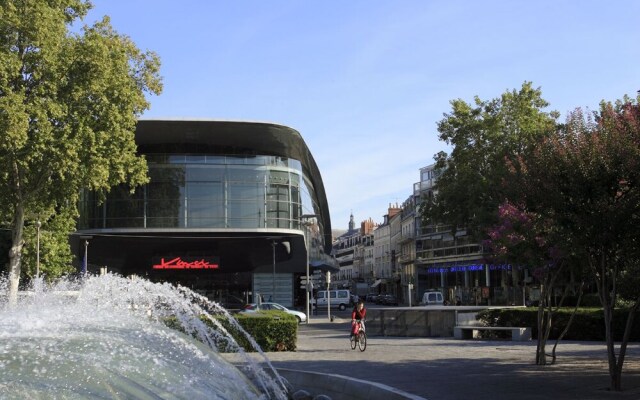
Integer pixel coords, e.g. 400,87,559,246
454,325,532,341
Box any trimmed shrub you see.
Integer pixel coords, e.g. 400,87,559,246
580,294,602,307
230,311,298,352
163,311,298,352
476,308,640,341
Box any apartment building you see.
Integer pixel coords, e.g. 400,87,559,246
413,164,526,306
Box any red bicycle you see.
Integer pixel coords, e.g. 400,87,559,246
350,319,367,351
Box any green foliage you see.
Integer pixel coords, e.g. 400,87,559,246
516,104,640,263
19,208,77,281
230,312,298,352
0,0,162,291
161,311,298,353
577,293,601,308
512,100,640,315
422,82,558,237
425,82,640,387
477,308,640,341
616,256,640,304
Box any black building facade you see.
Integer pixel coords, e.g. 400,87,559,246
72,120,336,309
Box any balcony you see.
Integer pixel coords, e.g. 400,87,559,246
413,180,434,195
399,231,415,244
417,224,454,236
416,243,483,264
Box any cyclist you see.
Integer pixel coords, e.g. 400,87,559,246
351,300,366,338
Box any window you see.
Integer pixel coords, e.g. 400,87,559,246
186,182,224,227
78,153,318,231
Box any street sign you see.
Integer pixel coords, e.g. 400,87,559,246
300,275,318,290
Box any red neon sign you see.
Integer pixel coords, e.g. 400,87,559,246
152,257,219,270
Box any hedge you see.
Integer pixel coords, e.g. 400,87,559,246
224,311,298,352
476,308,640,341
162,310,299,352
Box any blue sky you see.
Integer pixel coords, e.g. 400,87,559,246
85,0,639,231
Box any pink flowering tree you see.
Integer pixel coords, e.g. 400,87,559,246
509,98,640,391
484,201,578,365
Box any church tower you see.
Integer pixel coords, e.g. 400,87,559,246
348,212,355,233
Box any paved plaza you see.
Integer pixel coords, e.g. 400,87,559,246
263,314,640,400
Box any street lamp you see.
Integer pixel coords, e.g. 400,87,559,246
271,240,277,302
83,240,89,276
35,220,41,278
300,213,318,324
265,237,289,303
79,235,92,277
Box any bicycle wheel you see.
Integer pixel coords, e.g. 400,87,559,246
350,333,357,350
357,331,367,352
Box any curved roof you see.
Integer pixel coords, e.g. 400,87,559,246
135,119,333,254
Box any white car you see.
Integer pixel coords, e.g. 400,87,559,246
240,302,307,323
421,291,444,305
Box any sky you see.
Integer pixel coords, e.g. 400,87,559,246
84,0,639,231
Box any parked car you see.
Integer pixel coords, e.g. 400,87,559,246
313,289,351,311
219,294,246,312
381,294,399,306
375,294,389,305
239,302,306,323
421,291,444,306
365,293,378,303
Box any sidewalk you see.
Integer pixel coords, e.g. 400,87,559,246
263,315,640,400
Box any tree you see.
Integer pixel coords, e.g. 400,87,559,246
484,201,585,365
0,0,162,304
18,206,78,280
422,82,558,237
511,99,640,391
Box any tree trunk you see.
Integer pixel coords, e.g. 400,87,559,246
7,203,25,307
592,253,623,392
535,284,546,365
551,282,585,364
534,261,568,366
536,274,560,366
610,299,640,392
604,304,620,391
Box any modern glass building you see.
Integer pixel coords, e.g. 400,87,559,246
73,119,336,309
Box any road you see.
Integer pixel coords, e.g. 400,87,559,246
262,308,640,400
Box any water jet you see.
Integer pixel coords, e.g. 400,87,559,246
0,274,287,399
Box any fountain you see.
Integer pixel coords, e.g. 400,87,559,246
0,274,288,399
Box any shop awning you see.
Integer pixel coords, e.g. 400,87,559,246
370,279,382,288
310,261,340,273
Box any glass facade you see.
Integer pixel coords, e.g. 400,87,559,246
78,154,321,232
72,120,337,310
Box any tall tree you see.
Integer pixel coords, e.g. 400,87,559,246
17,206,78,280
0,0,162,303
483,201,584,365
511,98,640,391
422,82,558,236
